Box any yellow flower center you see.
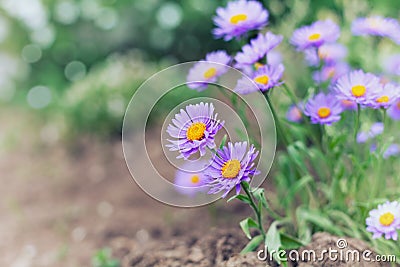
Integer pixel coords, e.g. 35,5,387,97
379,212,395,226
254,62,264,70
254,75,269,85
221,159,241,179
327,68,335,78
203,67,217,79
351,85,366,97
317,107,331,118
186,122,206,141
191,175,200,184
397,101,400,109
376,95,389,103
308,33,321,41
230,14,247,24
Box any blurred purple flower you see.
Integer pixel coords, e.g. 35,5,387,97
369,83,400,109
174,161,209,197
304,92,342,125
384,144,400,159
383,54,400,76
388,99,400,120
352,16,400,43
286,104,303,123
356,122,384,143
304,43,347,67
213,0,268,41
234,31,283,69
290,20,340,50
312,62,350,83
187,50,231,91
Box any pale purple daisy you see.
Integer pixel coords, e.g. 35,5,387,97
252,64,284,92
304,43,347,67
352,16,400,41
267,50,283,67
187,50,231,91
166,102,224,159
388,99,400,120
234,32,283,69
290,20,340,51
366,201,400,240
174,161,209,197
313,62,350,83
383,54,400,76
356,122,384,143
334,70,382,106
369,83,400,109
304,93,342,125
205,142,259,198
234,64,284,94
286,104,303,123
213,0,268,41
384,144,400,159
340,99,357,110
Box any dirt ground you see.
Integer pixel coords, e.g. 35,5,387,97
0,109,253,267
0,110,388,267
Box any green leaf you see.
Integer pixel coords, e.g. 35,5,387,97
265,221,282,264
227,194,251,204
298,207,343,235
253,188,268,209
219,134,227,149
280,233,305,250
240,235,263,254
284,175,312,206
240,217,259,239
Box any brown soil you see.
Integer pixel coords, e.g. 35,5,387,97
0,111,390,267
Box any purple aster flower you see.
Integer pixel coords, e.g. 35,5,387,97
383,54,400,76
290,20,340,51
356,122,384,143
205,142,259,198
286,104,303,123
313,62,350,83
388,99,400,120
213,0,268,41
166,102,224,159
369,83,400,109
187,50,231,91
366,201,400,240
304,43,347,67
174,161,209,197
267,50,283,67
304,93,342,125
334,70,382,106
234,31,283,69
352,16,400,41
384,144,400,159
234,64,284,94
340,99,357,110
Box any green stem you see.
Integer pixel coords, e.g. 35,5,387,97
242,182,266,239
354,104,361,142
263,92,289,146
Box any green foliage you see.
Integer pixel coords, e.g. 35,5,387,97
91,248,120,267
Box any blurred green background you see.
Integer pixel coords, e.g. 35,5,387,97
1,0,399,139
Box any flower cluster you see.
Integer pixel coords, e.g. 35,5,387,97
366,201,400,240
180,0,400,254
167,102,260,198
